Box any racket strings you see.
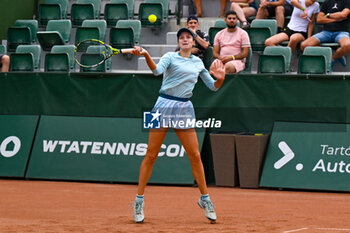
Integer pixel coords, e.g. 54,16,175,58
76,40,113,68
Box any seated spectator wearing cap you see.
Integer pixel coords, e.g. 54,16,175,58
185,15,209,60
0,54,10,72
210,10,251,74
229,0,257,28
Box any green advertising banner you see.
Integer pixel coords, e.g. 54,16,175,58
0,115,38,177
260,122,350,191
26,116,205,184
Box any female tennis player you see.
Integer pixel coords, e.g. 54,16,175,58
131,28,226,223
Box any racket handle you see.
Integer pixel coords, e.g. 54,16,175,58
121,48,134,54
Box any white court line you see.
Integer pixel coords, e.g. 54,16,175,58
282,228,309,233
316,228,350,231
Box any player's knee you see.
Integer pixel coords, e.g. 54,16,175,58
145,148,159,162
188,151,202,163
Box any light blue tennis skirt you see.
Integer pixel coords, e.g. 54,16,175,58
152,96,196,129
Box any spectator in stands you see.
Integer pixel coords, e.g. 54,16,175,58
256,0,293,33
211,10,251,74
194,0,228,17
0,54,10,72
229,0,257,29
300,0,350,69
265,0,319,53
185,15,209,60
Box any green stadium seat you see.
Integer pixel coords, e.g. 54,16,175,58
37,20,72,51
202,46,214,70
139,0,169,27
37,0,68,26
303,46,332,73
0,45,6,54
38,4,61,26
85,45,112,71
104,0,134,27
51,45,76,70
44,45,75,72
298,55,326,74
258,54,286,73
7,27,31,52
214,19,226,28
320,42,339,49
240,47,253,73
14,20,38,43
110,20,141,49
45,53,69,72
247,19,277,51
82,20,107,41
10,53,34,72
263,46,292,72
16,45,42,70
251,19,277,35
75,20,107,49
50,0,68,17
80,54,106,72
110,28,134,49
7,19,38,51
10,45,41,71
71,0,101,26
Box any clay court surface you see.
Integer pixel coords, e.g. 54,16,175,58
1,180,350,233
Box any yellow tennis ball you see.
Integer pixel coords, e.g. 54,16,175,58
148,14,157,23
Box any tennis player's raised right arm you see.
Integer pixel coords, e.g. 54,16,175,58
132,46,156,71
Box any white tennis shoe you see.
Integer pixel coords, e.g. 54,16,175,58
133,200,144,223
198,199,217,222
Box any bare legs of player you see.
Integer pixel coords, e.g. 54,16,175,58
137,128,208,195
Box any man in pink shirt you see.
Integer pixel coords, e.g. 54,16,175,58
210,10,251,74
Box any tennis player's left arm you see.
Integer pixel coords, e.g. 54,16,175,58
200,62,225,90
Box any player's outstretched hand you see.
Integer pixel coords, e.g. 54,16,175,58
210,59,225,81
132,46,147,56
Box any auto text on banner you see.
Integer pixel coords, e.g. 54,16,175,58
260,121,350,191
26,116,205,184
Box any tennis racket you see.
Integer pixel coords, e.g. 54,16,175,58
74,39,134,68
